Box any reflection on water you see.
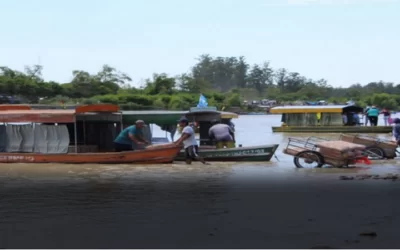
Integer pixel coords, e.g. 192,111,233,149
1,115,400,248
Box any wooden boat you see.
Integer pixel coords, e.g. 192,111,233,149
177,107,279,162
0,104,181,164
273,126,393,133
174,144,279,162
122,107,279,162
270,105,392,133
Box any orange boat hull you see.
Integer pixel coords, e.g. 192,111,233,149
0,144,181,164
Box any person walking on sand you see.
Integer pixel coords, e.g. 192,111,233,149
382,108,391,126
174,117,209,165
114,120,149,152
367,106,379,126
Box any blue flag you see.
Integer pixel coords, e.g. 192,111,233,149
197,94,208,108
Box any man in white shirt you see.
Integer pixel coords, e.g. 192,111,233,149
174,117,208,165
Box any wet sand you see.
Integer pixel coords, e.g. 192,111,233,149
1,162,400,248
1,115,399,248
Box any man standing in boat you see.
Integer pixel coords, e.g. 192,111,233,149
209,119,235,149
114,120,149,152
174,117,208,165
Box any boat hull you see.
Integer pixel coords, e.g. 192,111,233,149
272,126,393,133
175,144,279,162
0,144,182,164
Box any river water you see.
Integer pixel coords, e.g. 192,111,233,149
1,115,400,248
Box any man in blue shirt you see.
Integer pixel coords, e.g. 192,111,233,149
114,120,149,152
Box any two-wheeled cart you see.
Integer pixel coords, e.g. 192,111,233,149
339,134,398,159
283,137,368,168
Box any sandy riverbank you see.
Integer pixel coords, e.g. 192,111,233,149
1,162,400,248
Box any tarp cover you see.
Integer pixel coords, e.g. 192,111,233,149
33,125,70,154
20,125,35,152
3,124,70,153
6,124,25,152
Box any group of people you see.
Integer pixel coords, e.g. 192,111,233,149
342,112,361,126
342,106,392,126
113,117,236,165
364,106,379,126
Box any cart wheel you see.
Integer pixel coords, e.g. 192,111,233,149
294,150,324,168
366,146,385,160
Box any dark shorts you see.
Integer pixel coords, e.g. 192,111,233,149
185,145,199,160
114,143,133,152
369,116,378,125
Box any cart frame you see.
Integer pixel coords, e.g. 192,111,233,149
339,134,398,159
284,137,367,168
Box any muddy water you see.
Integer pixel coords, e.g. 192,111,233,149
1,115,400,248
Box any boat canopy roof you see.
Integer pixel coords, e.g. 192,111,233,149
185,110,220,122
221,111,239,119
0,104,32,110
123,109,238,126
185,110,238,121
187,106,238,119
270,105,363,114
0,104,121,123
123,110,187,126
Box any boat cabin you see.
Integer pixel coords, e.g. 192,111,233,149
270,105,364,126
185,107,238,146
0,104,122,154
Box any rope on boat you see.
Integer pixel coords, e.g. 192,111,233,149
274,154,280,162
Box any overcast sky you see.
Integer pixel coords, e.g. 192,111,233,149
1,0,399,87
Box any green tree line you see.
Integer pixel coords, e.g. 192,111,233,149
1,54,399,110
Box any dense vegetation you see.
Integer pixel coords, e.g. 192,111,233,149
1,54,399,110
